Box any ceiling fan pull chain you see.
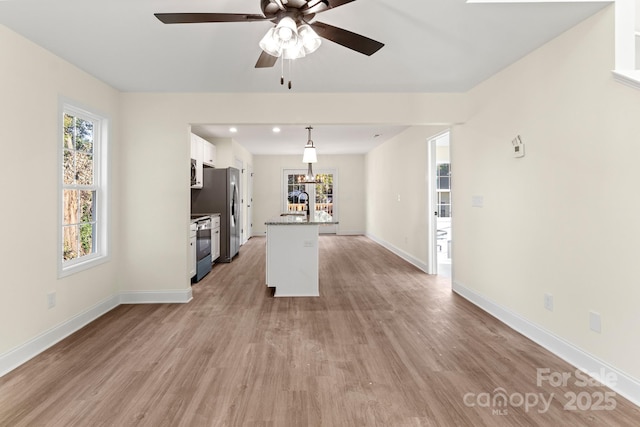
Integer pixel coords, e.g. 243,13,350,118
280,57,284,85
288,59,292,90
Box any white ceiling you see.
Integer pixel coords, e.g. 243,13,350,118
191,124,411,155
0,0,609,153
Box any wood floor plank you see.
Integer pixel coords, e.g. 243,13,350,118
0,235,638,426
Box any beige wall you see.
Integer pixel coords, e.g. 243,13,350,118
453,6,640,380
0,25,121,355
253,154,366,236
6,3,639,395
117,92,467,296
365,126,449,270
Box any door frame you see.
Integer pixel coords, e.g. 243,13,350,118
427,130,451,276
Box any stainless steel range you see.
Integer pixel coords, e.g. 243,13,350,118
191,215,212,282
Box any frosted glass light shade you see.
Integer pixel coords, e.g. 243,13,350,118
298,24,322,54
274,17,298,48
303,145,317,163
259,28,282,57
283,40,306,60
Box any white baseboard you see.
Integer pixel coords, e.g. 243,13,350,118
119,289,193,304
365,233,428,273
453,280,640,408
336,231,365,236
0,289,193,377
0,295,119,377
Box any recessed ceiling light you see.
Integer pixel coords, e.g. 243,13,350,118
229,127,238,133
272,127,281,133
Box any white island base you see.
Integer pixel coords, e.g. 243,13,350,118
265,221,320,297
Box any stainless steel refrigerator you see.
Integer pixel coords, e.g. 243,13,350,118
191,167,240,263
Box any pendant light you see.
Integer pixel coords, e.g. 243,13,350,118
300,126,319,184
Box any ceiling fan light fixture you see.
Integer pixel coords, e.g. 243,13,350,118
259,27,283,57
283,41,307,60
298,24,322,54
274,16,298,47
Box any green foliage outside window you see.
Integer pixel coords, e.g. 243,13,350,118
62,113,96,262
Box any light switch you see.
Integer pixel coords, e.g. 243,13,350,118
589,311,601,333
472,195,484,208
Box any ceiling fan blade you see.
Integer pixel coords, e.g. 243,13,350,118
154,13,269,24
255,51,278,68
310,21,384,56
302,0,356,15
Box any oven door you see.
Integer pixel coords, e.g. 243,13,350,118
196,219,212,261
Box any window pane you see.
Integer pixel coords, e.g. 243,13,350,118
63,190,78,225
63,149,75,185
76,152,94,185
79,223,94,256
63,225,78,261
80,190,95,222
75,118,93,152
287,176,307,204
314,174,333,220
63,114,74,149
439,176,450,190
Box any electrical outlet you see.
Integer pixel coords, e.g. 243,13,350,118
47,292,56,309
589,311,601,333
544,293,553,311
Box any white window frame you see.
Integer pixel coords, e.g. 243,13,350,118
613,0,640,88
58,100,110,278
282,168,338,234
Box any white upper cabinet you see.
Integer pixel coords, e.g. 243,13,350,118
203,139,216,168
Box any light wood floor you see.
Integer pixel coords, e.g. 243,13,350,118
1,236,638,426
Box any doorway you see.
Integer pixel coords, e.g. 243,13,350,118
428,132,451,277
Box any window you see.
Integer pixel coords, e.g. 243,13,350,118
436,163,451,218
613,0,640,89
284,170,334,220
59,102,108,276
283,169,337,234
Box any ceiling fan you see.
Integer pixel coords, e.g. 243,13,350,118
154,0,385,69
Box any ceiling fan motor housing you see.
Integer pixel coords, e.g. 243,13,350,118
262,0,316,25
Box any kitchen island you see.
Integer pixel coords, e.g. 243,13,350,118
265,215,338,297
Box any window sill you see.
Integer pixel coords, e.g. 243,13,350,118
612,70,640,90
58,254,110,279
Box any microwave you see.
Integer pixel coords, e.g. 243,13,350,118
190,159,197,186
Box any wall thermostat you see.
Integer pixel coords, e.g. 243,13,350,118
512,135,525,158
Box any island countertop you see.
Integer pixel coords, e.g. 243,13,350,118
265,214,339,225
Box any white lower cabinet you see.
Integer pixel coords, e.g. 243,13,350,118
212,215,221,262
